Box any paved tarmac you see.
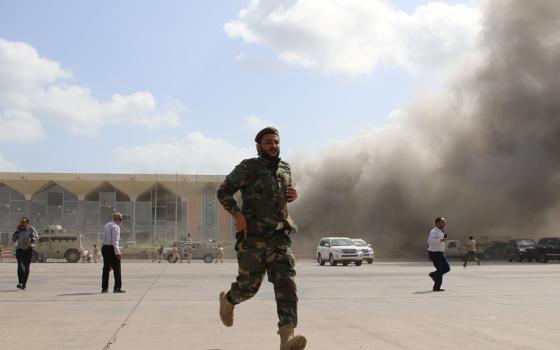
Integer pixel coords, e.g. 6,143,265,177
1,258,559,350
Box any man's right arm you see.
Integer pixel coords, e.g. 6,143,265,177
218,163,249,236
217,163,246,215
427,230,443,245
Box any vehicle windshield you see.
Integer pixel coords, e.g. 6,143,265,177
517,240,535,246
331,239,354,246
352,240,367,246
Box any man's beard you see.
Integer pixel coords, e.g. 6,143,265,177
258,147,280,160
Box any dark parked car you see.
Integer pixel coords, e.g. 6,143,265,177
535,237,560,263
482,241,508,260
506,239,536,262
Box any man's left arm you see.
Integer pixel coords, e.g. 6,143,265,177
112,225,122,256
283,164,298,203
30,227,39,243
286,186,298,202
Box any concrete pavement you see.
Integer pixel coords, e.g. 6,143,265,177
1,258,559,349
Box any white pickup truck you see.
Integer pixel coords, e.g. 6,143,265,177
316,237,363,266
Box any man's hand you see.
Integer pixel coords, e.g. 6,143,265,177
286,186,298,203
234,211,248,239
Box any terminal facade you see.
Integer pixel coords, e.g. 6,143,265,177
0,172,234,246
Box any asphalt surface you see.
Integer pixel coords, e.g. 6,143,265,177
0,258,559,349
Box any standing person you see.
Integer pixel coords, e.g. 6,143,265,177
101,213,126,293
428,217,451,292
93,244,99,263
185,244,193,263
12,217,39,290
215,245,224,263
217,127,306,350
171,243,181,263
463,236,480,267
157,245,164,263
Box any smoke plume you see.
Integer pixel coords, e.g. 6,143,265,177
291,1,560,256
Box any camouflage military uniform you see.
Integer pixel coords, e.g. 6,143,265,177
217,156,299,328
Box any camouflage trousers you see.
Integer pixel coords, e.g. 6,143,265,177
226,231,298,328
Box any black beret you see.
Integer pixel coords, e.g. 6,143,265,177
254,127,280,143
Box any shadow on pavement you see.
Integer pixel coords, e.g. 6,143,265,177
57,292,99,296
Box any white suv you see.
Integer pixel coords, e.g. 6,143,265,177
317,237,363,266
352,239,374,264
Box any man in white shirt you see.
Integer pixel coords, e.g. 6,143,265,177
427,217,450,292
101,213,126,293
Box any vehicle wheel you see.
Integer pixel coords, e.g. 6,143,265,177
317,254,325,266
539,253,548,263
367,259,373,264
517,255,523,262
355,260,363,266
203,254,213,263
31,250,40,263
527,258,533,262
342,261,349,266
329,254,337,266
65,249,81,263
168,256,177,263
507,257,513,262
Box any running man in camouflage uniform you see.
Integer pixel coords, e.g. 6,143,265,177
218,127,306,350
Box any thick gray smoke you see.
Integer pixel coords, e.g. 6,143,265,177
291,1,560,257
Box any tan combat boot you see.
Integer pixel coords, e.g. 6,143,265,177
219,291,234,327
278,325,307,350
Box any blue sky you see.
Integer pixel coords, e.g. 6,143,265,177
0,0,480,174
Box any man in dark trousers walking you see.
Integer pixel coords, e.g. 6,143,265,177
101,212,126,293
12,217,39,290
428,217,450,292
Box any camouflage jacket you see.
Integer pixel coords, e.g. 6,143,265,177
217,156,297,235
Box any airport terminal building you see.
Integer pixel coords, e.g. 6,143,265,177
0,172,234,245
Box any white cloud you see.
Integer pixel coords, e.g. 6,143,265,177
225,0,482,75
0,153,17,171
245,115,279,131
0,39,72,90
0,110,45,143
114,132,254,174
0,38,183,139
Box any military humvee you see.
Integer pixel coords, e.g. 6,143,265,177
163,240,219,263
33,225,84,263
